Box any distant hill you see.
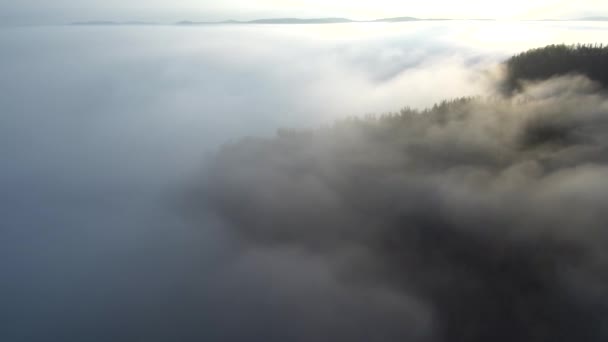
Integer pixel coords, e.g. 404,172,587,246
176,20,246,25
373,17,419,22
177,18,352,25
176,21,212,25
73,17,502,26
72,21,157,26
249,18,352,24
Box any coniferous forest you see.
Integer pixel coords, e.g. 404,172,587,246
503,44,608,92
192,45,608,342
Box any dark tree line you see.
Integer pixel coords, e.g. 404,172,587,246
503,44,608,93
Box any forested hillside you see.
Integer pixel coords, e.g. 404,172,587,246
503,44,608,92
191,46,608,342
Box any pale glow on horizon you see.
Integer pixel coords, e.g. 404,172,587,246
260,0,555,19
3,0,608,24
203,0,606,21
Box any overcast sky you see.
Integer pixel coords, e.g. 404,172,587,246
1,0,608,25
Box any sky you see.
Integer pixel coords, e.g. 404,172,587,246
1,0,608,24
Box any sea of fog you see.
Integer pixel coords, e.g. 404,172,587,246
1,21,607,341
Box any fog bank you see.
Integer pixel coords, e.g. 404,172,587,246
2,22,608,341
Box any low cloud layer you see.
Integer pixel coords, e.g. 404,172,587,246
2,23,608,341
196,75,608,341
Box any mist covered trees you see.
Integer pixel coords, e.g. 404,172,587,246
193,46,608,342
503,44,608,93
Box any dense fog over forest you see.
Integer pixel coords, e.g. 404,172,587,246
2,21,608,342
199,73,608,341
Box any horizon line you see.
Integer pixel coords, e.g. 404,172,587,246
68,16,608,26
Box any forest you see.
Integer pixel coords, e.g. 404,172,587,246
191,45,608,342
503,43,608,92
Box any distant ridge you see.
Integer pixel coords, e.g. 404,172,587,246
250,18,352,24
72,21,158,26
373,17,419,22
177,18,353,25
71,16,519,26
174,17,449,25
67,16,608,26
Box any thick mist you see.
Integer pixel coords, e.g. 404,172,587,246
199,76,608,341
1,22,608,341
